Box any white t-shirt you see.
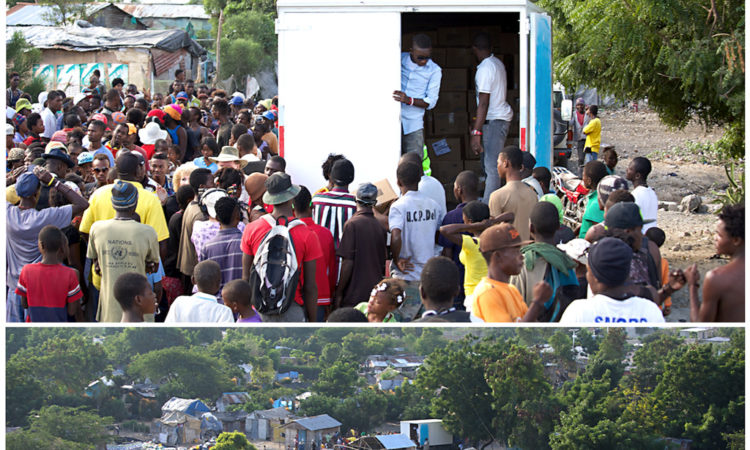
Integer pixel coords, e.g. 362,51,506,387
559,294,665,323
389,190,445,281
419,175,447,220
475,55,513,121
632,185,658,232
41,107,58,138
164,292,235,323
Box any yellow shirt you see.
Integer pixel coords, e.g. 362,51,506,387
459,235,488,297
583,117,601,153
471,277,528,322
80,180,168,288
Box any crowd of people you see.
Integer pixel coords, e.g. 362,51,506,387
5,64,744,323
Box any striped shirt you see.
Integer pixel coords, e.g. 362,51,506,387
16,263,83,322
312,187,357,248
199,227,245,301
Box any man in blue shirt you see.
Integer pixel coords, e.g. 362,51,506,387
393,34,442,154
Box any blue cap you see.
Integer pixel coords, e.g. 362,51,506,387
77,151,95,165
15,171,40,197
230,96,244,105
262,110,276,121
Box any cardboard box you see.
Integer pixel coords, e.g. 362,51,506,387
444,47,474,68
433,112,469,136
434,91,467,114
443,182,457,204
464,160,483,177
438,27,472,47
430,161,462,184
467,90,477,114
430,48,447,67
494,32,519,54
423,111,434,138
373,178,398,214
426,137,463,162
440,68,469,91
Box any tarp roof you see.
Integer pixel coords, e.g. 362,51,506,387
376,434,417,449
116,3,210,20
6,22,205,56
161,397,211,417
292,415,342,431
6,3,147,28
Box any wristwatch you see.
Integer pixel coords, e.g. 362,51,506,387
471,129,483,136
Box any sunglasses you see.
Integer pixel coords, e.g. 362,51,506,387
415,55,430,61
93,168,108,173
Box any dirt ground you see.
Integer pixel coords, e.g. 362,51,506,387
575,107,737,322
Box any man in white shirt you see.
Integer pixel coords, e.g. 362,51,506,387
165,260,235,323
41,91,63,141
469,32,514,203
401,152,446,220
393,34,442,154
389,161,445,321
560,237,665,323
626,156,658,232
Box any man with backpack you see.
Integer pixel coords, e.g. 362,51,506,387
510,202,578,321
241,173,322,322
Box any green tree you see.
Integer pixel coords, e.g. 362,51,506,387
416,337,508,448
597,328,628,363
549,330,575,365
15,405,113,449
5,31,43,97
538,0,745,155
128,347,234,400
487,344,558,449
319,343,342,367
395,381,432,421
104,328,187,366
414,328,448,356
39,0,92,26
214,431,257,449
182,328,224,346
300,394,340,417
336,389,388,433
627,333,683,391
312,361,360,397
574,329,599,355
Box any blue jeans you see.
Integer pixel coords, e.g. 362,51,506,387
584,151,598,164
402,128,424,154
7,289,24,322
482,119,511,203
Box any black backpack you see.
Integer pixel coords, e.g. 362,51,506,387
248,215,303,315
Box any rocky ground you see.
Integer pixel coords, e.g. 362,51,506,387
583,107,740,322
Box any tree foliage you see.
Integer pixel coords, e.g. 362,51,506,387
214,431,257,450
539,0,744,131
7,405,114,449
312,361,360,397
38,0,92,26
6,31,42,89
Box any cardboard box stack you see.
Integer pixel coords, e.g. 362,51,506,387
402,26,520,207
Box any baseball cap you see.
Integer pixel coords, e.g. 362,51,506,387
556,238,590,265
15,171,40,197
91,113,108,125
77,151,95,165
73,92,91,106
576,97,585,105
8,147,26,162
14,98,32,113
597,175,629,205
479,223,532,252
176,91,189,100
262,110,276,121
587,237,633,286
604,202,654,230
356,182,378,206
522,151,536,170
230,96,244,106
112,111,127,124
6,123,14,136
200,188,229,219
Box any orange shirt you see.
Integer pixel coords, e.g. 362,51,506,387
471,277,528,322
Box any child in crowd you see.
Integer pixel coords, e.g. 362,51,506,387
193,137,219,173
601,148,618,175
626,156,658,231
165,260,235,323
645,227,671,316
222,279,262,323
686,204,745,322
438,201,513,303
578,160,609,238
355,278,407,323
471,223,551,322
113,272,156,323
415,257,473,322
16,225,83,322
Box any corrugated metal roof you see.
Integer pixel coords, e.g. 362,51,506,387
254,407,295,420
220,392,252,404
7,23,205,56
293,415,342,431
376,435,417,449
116,3,210,20
7,3,130,27
152,48,183,76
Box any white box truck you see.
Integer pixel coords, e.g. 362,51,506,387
276,0,553,195
401,419,453,449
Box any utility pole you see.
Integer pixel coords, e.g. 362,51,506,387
214,7,224,86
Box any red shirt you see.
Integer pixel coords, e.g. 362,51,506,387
15,263,82,322
240,216,323,305
300,217,338,305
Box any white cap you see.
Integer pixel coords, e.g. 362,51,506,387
73,92,91,105
6,123,15,136
556,238,591,265
38,91,48,105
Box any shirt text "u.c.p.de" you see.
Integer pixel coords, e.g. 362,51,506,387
406,209,438,223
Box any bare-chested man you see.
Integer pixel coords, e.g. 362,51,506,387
686,204,744,322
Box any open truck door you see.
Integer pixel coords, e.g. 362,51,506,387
528,12,553,169
276,9,402,191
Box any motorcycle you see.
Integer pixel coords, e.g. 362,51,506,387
551,166,589,231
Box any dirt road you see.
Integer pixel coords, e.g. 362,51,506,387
580,108,736,322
